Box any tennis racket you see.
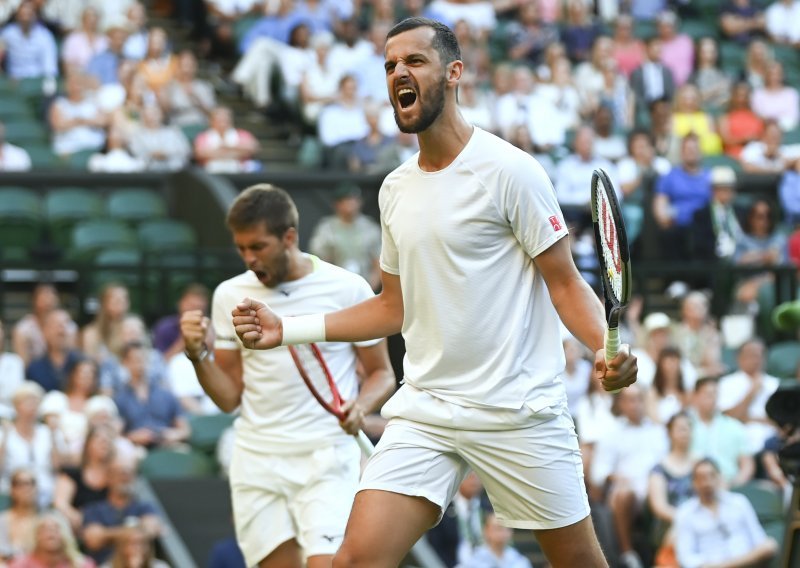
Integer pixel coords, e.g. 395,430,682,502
590,168,633,393
287,343,375,456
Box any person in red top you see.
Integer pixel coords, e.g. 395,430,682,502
718,81,765,158
193,106,261,174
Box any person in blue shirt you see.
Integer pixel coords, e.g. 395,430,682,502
113,342,190,450
81,457,162,565
653,133,712,260
86,20,130,86
0,0,58,79
26,309,83,393
461,513,532,568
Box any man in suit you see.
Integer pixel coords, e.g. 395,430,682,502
630,36,676,116
691,166,742,261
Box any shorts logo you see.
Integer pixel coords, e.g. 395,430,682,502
322,535,341,543
548,216,562,231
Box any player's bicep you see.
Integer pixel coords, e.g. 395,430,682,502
532,237,583,293
214,348,244,389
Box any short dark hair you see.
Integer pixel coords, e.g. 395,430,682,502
120,341,145,360
226,184,299,237
694,375,719,393
693,457,721,476
386,17,461,66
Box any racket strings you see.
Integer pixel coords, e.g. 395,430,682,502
594,190,624,301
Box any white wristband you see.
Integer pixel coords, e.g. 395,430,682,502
280,314,326,346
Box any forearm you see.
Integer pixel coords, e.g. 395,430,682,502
718,540,777,568
355,353,395,415
549,275,605,352
325,274,403,342
191,359,243,413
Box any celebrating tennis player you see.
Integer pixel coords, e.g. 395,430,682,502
180,184,395,568
232,18,637,568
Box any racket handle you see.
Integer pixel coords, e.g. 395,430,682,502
356,430,374,457
605,327,622,394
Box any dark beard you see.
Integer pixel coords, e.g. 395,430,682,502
393,77,446,134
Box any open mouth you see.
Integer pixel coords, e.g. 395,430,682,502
397,87,417,109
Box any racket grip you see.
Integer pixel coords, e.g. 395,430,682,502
356,430,374,457
605,327,622,394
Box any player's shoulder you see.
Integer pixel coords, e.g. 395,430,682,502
467,128,549,178
381,152,419,189
313,257,372,287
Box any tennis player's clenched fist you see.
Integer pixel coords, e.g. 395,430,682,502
180,310,210,359
232,298,282,350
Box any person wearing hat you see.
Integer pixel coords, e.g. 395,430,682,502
309,183,382,290
690,165,743,261
631,312,698,390
1,382,67,510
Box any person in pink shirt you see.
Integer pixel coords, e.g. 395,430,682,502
656,11,694,86
752,61,800,131
60,7,108,73
194,106,261,174
611,14,645,78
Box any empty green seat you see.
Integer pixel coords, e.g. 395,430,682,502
732,481,784,525
45,188,104,245
138,219,196,251
69,219,137,260
107,189,167,224
3,120,48,144
0,188,42,253
0,97,34,120
138,449,217,479
189,413,236,454
767,341,800,379
703,154,742,171
25,143,59,169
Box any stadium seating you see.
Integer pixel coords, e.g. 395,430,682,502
69,219,137,261
137,219,197,251
45,188,104,245
139,449,217,479
188,413,236,455
766,341,800,380
0,187,42,259
107,189,168,225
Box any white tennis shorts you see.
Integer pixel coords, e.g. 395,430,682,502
360,398,590,530
229,440,360,566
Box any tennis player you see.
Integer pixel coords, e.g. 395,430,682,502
179,184,395,568
232,18,637,568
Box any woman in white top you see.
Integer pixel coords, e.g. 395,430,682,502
300,31,341,125
49,73,108,158
645,347,688,425
0,382,66,509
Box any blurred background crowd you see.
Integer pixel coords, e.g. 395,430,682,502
0,0,799,567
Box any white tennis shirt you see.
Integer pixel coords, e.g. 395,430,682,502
213,256,379,454
380,127,569,411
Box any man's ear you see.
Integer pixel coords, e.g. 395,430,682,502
283,227,298,247
447,59,464,84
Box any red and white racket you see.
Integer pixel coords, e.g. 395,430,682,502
287,343,375,456
590,168,633,393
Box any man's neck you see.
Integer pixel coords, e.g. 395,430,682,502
109,491,131,509
416,109,473,172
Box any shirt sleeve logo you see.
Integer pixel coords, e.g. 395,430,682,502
548,216,562,231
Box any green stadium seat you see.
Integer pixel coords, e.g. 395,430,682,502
719,41,746,69
66,149,96,170
107,189,167,224
45,188,104,245
0,188,43,254
25,143,59,169
0,494,10,512
633,20,657,40
69,219,137,261
180,123,206,144
783,128,800,145
766,341,800,379
2,120,48,145
189,413,236,454
732,481,784,525
0,97,34,120
137,219,197,251
680,20,717,40
139,449,217,479
703,154,742,171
